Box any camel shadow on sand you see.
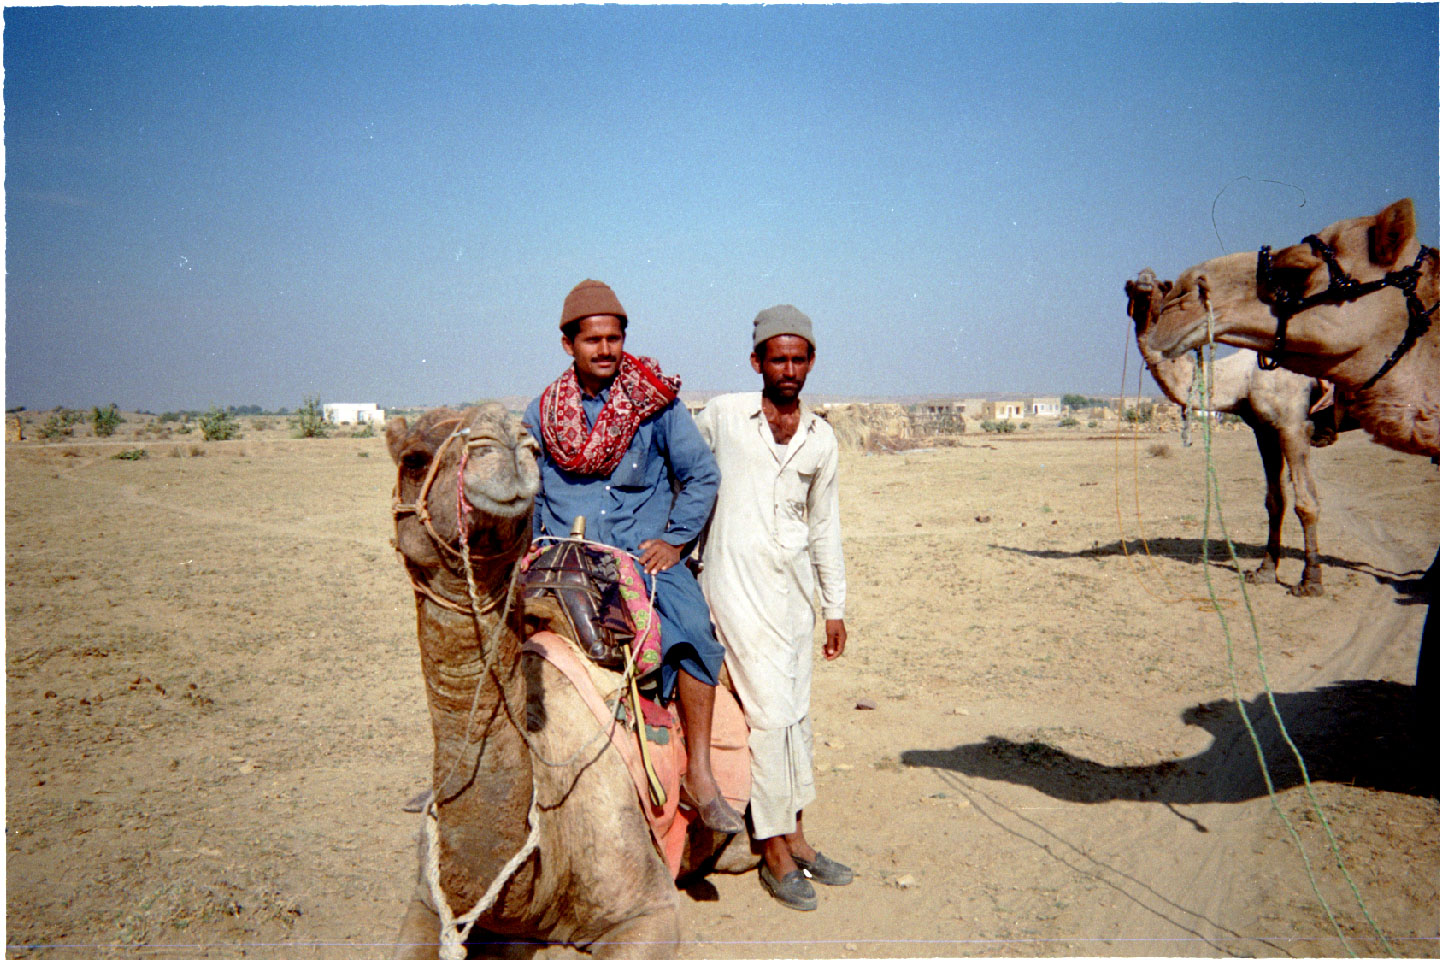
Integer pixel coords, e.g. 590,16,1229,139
996,538,1429,597
902,681,1435,805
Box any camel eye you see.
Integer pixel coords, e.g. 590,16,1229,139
401,450,431,471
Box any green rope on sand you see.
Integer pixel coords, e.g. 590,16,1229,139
1197,302,1394,958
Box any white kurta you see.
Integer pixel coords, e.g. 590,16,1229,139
694,392,846,838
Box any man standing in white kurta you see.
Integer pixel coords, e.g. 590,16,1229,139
694,305,851,912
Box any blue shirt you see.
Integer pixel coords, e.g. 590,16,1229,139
523,388,720,555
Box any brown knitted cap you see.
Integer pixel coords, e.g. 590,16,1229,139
561,279,627,329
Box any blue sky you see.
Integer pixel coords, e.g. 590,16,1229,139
5,4,1437,412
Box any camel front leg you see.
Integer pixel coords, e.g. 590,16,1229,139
1281,432,1323,597
590,908,681,960
1244,421,1284,586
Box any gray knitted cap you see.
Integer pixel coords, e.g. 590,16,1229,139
752,304,815,350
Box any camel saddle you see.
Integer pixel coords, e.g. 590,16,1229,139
519,518,663,681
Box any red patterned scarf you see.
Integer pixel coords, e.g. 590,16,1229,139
539,353,681,476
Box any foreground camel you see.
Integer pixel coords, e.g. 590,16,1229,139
1139,197,1436,722
388,404,713,960
1126,269,1336,595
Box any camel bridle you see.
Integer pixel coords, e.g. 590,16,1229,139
1255,234,1437,388
391,418,536,615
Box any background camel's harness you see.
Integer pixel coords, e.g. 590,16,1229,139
1256,235,1436,389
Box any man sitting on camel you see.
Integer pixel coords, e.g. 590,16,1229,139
522,278,744,835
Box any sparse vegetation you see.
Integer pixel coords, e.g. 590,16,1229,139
1062,394,1108,411
112,448,148,461
91,404,125,438
198,407,241,441
290,396,331,439
353,423,376,439
1059,417,1079,428
37,415,74,441
981,419,1017,434
1146,443,1171,458
1123,405,1154,424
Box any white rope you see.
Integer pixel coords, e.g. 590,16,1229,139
424,786,541,960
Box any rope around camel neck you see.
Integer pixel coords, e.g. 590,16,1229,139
424,789,540,960
421,512,665,956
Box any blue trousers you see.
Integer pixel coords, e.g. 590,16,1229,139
652,562,726,702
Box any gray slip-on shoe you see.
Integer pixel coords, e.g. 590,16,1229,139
759,862,817,911
792,851,853,886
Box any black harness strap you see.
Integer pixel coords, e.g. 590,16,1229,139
1255,236,1436,386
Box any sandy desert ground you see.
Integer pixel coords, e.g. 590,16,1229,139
6,419,1437,958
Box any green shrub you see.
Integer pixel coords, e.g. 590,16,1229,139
91,404,124,437
112,448,148,461
980,419,1017,434
353,423,376,439
290,395,331,439
198,406,241,441
157,411,182,423
38,415,73,440
1123,405,1154,424
1059,417,1079,428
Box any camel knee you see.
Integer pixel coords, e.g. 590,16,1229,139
590,909,680,960
393,889,442,960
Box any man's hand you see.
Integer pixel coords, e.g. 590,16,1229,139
823,619,847,660
637,539,683,574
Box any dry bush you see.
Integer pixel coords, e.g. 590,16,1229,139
1146,443,1171,458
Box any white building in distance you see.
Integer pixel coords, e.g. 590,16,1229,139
323,403,385,425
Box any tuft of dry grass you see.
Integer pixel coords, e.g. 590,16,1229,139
1146,443,1171,458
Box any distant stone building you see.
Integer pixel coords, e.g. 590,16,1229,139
908,400,968,435
323,403,385,426
1028,397,1061,417
981,400,1025,421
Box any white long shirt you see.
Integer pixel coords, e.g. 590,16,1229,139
694,393,846,730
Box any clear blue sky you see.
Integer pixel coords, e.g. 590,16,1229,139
5,4,1437,412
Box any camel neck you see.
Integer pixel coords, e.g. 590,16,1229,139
417,600,537,909
1136,337,1195,409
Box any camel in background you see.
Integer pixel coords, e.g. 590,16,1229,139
1140,197,1436,728
1125,269,1339,596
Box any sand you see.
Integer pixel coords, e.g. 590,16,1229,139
5,421,1436,957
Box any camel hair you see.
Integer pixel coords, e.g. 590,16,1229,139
1140,197,1436,730
1126,269,1342,597
387,404,744,960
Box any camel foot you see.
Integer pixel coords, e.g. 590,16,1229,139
1289,580,1324,598
1244,564,1279,586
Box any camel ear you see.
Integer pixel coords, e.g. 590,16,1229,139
385,417,411,464
1124,281,1138,318
1370,198,1416,268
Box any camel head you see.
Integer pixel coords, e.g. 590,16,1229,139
1124,268,1173,340
1142,198,1436,387
388,403,539,587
